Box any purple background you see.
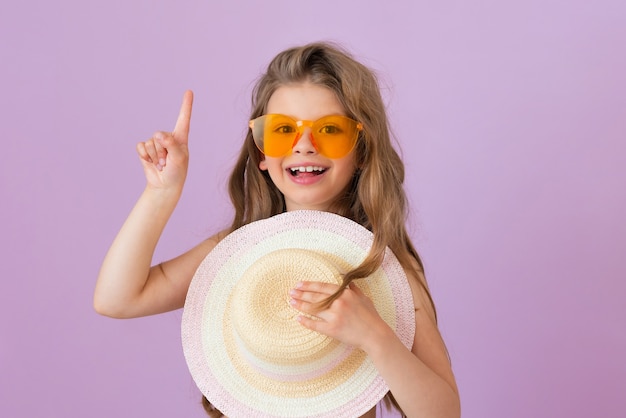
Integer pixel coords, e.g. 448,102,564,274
1,1,625,417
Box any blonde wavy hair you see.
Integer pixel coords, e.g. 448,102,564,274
204,41,434,417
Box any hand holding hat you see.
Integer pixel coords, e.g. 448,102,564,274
290,281,388,351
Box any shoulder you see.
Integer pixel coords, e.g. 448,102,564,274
403,260,437,325
182,228,230,263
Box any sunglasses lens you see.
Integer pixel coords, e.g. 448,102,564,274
250,114,361,158
251,114,297,157
311,116,360,159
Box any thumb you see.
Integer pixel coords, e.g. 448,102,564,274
173,90,193,142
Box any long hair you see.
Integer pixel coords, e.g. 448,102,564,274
208,41,433,417
228,42,433,309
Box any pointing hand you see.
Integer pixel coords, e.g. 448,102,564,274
136,90,194,191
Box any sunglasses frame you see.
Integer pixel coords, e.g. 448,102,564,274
249,114,363,159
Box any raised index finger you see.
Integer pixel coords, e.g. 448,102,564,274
173,90,193,140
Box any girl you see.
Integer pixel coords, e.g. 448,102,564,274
95,42,460,418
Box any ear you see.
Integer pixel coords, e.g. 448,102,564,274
259,158,268,171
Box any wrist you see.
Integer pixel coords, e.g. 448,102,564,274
360,318,397,357
142,184,183,209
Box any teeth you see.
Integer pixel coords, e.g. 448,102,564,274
291,166,325,173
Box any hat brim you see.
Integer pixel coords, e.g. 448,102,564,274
182,210,415,418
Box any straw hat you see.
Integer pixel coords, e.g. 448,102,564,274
182,210,415,418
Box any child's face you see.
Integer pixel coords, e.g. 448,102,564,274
259,83,358,212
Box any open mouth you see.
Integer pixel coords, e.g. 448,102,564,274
288,166,327,177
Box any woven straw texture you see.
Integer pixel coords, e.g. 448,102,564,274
181,210,415,418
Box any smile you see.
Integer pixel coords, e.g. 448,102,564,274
288,166,327,177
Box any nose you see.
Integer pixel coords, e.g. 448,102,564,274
291,127,317,155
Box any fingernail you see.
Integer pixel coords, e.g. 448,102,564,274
158,158,166,166
154,132,164,142
295,282,303,289
289,298,296,306
156,164,163,171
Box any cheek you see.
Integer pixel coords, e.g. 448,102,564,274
259,157,284,179
338,155,358,175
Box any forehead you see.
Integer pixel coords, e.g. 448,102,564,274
266,83,346,120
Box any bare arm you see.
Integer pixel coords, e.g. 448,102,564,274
363,271,460,417
94,91,216,318
291,270,460,417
